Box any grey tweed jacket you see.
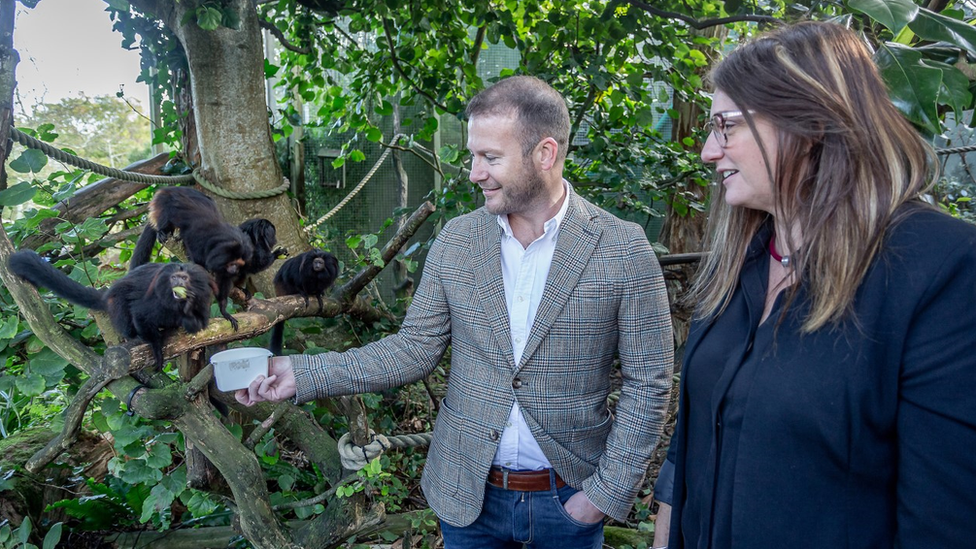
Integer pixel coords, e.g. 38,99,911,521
292,188,674,527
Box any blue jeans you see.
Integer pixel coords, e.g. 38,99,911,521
440,470,604,549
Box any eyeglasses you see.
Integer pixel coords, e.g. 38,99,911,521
704,110,750,148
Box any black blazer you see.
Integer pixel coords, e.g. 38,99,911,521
668,205,976,548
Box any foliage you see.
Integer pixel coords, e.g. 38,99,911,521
0,517,62,549
4,0,976,546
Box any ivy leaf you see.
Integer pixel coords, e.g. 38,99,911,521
0,182,37,206
221,7,241,29
875,43,942,136
8,149,48,173
15,373,46,396
29,348,69,376
0,316,18,340
196,6,223,30
849,0,919,34
184,490,220,516
264,59,280,78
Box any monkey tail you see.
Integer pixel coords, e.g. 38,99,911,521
8,251,107,311
269,322,285,355
130,225,158,270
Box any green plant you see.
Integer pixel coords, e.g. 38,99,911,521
0,518,62,549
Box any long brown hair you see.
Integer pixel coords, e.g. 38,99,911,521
691,21,937,331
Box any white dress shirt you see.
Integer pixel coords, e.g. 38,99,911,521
490,180,571,471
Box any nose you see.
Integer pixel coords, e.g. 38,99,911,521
700,132,724,163
469,156,488,183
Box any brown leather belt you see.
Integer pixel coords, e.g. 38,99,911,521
487,467,566,491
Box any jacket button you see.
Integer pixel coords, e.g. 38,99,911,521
490,429,500,441
512,378,523,389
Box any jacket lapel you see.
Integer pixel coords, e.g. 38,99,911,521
471,210,516,368
516,190,600,371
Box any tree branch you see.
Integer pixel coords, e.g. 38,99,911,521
259,17,311,55
623,0,781,29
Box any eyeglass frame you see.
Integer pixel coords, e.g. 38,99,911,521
704,110,755,148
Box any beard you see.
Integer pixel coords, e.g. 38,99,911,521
484,160,547,216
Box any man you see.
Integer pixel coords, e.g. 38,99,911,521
237,75,674,548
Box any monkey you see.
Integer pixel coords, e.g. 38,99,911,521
269,250,339,355
236,218,289,299
131,187,253,331
8,250,213,370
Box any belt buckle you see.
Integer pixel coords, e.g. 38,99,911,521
502,469,509,490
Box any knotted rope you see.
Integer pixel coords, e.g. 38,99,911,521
336,430,433,471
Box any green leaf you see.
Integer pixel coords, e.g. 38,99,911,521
0,182,37,206
15,373,46,396
185,490,220,517
365,127,383,142
349,149,366,162
0,315,18,339
29,348,69,376
221,6,241,29
908,9,976,59
264,59,280,78
9,149,48,173
849,0,919,34
196,6,222,30
42,523,62,549
923,59,972,121
875,43,942,136
278,473,295,491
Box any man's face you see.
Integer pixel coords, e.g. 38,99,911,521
466,114,545,216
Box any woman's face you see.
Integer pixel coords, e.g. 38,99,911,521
701,90,779,215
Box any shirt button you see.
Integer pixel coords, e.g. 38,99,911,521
514,337,522,344
517,296,524,302
490,429,500,441
512,378,523,389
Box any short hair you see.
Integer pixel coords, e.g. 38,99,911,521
692,21,937,331
466,75,571,162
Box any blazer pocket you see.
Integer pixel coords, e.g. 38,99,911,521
549,413,613,466
428,398,465,496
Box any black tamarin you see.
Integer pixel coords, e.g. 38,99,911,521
236,218,288,299
9,250,213,370
130,187,253,330
269,250,339,354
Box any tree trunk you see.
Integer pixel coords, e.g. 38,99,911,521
132,0,310,294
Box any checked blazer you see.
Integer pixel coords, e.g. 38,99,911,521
292,187,674,527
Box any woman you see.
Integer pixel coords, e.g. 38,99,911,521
654,21,976,548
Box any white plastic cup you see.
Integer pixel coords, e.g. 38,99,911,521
210,347,273,392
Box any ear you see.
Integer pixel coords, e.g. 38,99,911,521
535,137,559,171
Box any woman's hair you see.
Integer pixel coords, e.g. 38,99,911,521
691,21,937,331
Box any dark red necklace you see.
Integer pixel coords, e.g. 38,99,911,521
769,234,792,268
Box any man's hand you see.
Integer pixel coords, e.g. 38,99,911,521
564,490,606,524
235,357,297,406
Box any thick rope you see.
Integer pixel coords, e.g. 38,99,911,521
305,133,407,233
337,430,433,471
10,126,289,200
936,143,976,156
